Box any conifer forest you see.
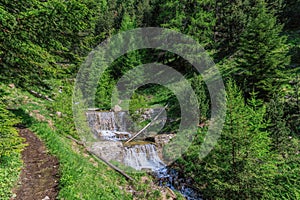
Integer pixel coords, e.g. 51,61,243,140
0,0,299,199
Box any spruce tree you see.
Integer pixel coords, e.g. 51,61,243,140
280,0,300,29
157,0,215,49
191,73,209,121
213,0,250,60
0,0,99,89
235,0,290,99
267,95,291,155
179,81,275,199
266,95,300,199
110,12,142,79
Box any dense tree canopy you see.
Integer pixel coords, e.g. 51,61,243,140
0,0,299,199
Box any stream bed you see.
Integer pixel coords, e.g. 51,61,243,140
87,110,203,199
155,167,203,200
123,144,203,200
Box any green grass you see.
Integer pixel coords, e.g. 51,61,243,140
0,153,23,200
1,82,164,200
29,121,132,200
26,119,163,199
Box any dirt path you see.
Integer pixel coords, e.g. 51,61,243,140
11,128,59,200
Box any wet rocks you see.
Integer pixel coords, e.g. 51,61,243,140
89,141,124,163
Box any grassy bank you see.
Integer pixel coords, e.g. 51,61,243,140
0,153,23,199
1,83,166,200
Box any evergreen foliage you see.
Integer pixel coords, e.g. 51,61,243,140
0,0,299,199
266,95,300,199
0,91,24,159
235,1,290,99
213,0,250,59
178,81,276,199
0,0,103,90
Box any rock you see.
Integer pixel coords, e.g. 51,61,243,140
113,105,122,112
9,83,15,88
30,111,46,122
42,196,50,200
48,120,55,129
56,111,62,117
36,113,46,121
155,134,175,147
87,108,100,111
89,141,124,163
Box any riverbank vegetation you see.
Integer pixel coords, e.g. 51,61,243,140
0,0,299,199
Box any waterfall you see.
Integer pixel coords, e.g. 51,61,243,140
86,110,203,199
123,144,165,171
96,111,116,130
116,111,128,132
86,111,131,141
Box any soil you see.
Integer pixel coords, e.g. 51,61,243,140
11,128,59,200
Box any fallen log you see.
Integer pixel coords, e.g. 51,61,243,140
166,186,177,199
88,149,134,182
125,104,168,144
66,135,84,145
29,90,54,101
66,135,134,182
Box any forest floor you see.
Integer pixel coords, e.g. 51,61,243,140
11,127,59,200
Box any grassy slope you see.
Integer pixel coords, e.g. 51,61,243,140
0,153,23,199
1,83,165,200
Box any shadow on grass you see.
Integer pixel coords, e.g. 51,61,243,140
9,108,34,128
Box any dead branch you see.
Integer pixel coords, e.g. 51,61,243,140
28,90,54,101
66,135,134,182
125,104,168,144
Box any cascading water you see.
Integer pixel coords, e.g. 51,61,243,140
86,110,203,200
86,111,131,141
123,144,165,171
116,111,128,132
122,143,202,199
155,167,203,200
96,111,116,130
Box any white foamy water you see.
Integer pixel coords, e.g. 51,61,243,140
86,111,131,141
123,144,165,170
86,110,203,199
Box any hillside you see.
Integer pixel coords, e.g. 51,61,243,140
0,0,299,199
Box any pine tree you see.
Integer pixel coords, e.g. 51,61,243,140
110,12,142,78
191,73,209,121
134,0,152,26
95,12,143,109
0,0,99,89
157,0,215,49
179,81,275,199
267,95,291,155
280,0,300,29
152,0,216,80
286,73,300,135
266,95,300,199
235,0,290,99
213,0,250,60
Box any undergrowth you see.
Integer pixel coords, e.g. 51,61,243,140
1,82,164,200
0,153,23,200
